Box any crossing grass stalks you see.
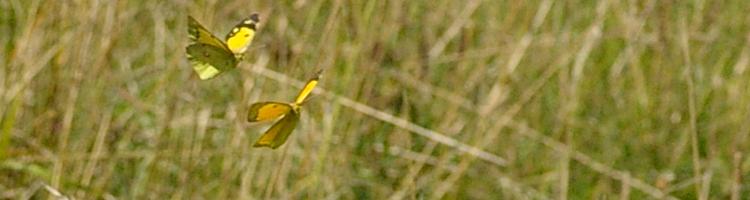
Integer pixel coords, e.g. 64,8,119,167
2,0,750,199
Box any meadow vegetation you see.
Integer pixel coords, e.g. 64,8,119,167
1,0,749,199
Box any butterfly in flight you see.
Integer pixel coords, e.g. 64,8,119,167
247,72,322,149
186,14,259,79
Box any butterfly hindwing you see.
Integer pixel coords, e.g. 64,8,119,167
186,43,238,79
253,110,300,149
247,102,293,122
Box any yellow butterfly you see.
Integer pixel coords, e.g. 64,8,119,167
186,14,259,80
248,72,321,149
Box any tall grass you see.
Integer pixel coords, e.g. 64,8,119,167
2,0,749,199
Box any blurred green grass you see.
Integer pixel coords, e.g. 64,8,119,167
2,0,750,199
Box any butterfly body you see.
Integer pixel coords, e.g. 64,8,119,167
186,14,259,80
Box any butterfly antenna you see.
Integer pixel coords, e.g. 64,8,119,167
297,94,318,107
313,69,324,79
248,43,268,51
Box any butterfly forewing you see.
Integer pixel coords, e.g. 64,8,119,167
247,102,292,122
294,75,320,105
253,110,300,149
187,16,231,51
225,13,259,56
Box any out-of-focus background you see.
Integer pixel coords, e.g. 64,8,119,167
2,0,749,199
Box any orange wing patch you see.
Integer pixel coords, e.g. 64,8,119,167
247,102,292,122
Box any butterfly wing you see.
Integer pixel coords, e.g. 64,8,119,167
225,13,259,56
253,110,300,149
188,16,231,50
293,72,321,105
247,102,293,122
186,43,238,80
187,16,237,79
